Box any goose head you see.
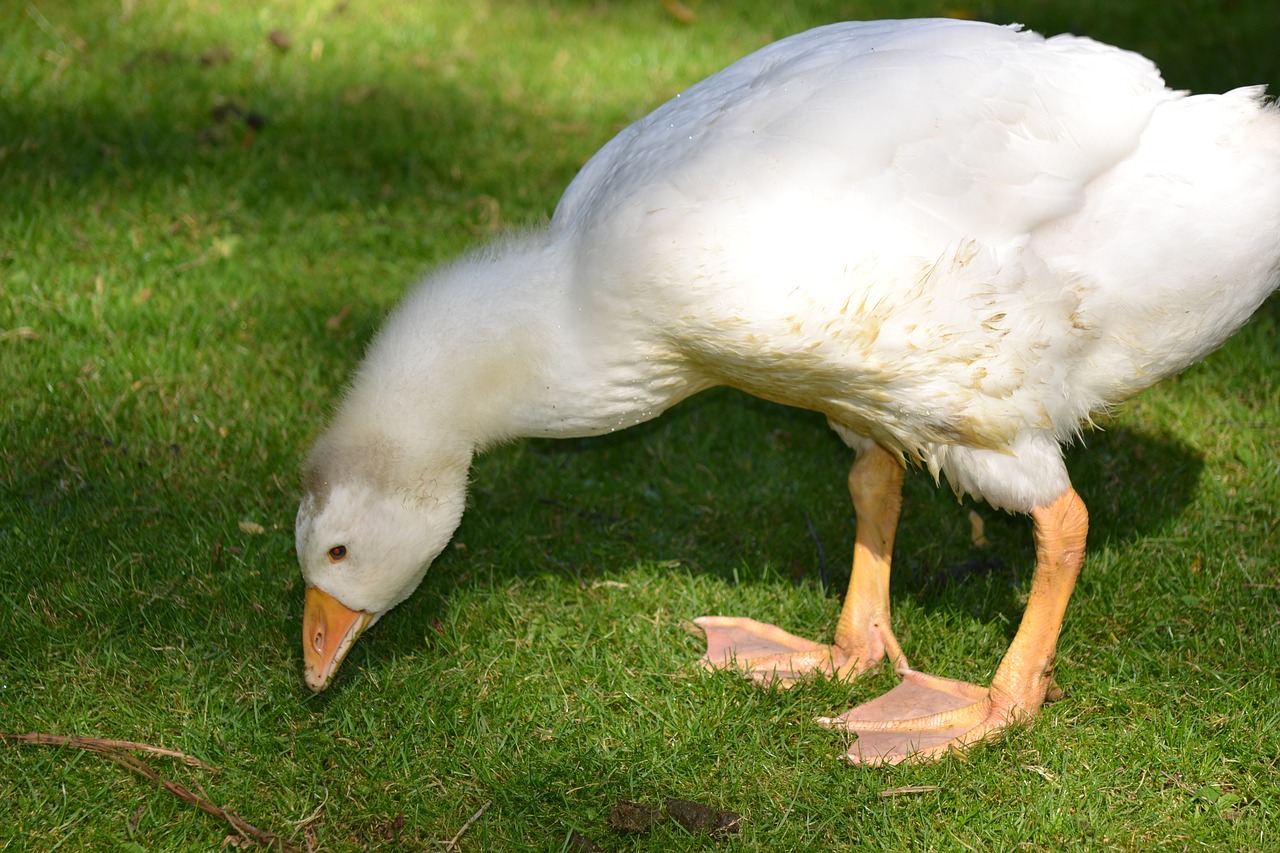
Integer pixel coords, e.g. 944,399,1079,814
296,438,469,692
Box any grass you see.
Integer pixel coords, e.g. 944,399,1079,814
2,0,1278,849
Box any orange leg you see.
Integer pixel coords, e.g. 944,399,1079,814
821,487,1089,764
697,444,909,684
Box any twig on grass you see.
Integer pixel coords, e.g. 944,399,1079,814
441,799,492,851
877,785,940,797
1,731,298,852
1,731,220,771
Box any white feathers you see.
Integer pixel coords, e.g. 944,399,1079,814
298,19,1280,613
551,18,1280,509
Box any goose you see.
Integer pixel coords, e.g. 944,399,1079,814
295,18,1280,765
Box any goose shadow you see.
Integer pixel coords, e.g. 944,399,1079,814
372,387,1209,687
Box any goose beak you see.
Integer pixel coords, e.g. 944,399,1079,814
302,585,375,692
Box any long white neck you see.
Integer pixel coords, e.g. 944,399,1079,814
334,232,700,472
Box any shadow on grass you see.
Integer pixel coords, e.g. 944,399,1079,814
14,2,1275,227
357,387,1209,680
5,0,1272,698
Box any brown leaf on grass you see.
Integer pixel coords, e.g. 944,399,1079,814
267,30,292,52
661,0,697,23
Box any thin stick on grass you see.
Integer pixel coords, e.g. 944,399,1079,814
1,731,299,852
1,731,220,771
442,799,492,851
878,785,941,797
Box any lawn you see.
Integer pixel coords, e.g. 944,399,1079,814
2,0,1278,850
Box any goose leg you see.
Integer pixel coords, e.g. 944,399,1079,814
820,487,1088,765
696,444,910,684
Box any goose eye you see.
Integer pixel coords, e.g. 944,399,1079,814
328,545,348,563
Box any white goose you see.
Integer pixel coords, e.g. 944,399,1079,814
296,19,1280,764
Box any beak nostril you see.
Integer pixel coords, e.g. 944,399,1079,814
303,587,370,690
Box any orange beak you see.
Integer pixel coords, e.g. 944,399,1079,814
302,586,375,692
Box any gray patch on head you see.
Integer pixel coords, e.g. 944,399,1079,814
301,426,407,508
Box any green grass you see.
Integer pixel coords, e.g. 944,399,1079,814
3,0,1279,850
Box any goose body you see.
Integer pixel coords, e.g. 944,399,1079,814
297,19,1280,763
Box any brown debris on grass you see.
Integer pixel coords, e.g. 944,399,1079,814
608,800,663,833
607,797,742,838
1,732,298,852
441,799,492,851
665,798,742,835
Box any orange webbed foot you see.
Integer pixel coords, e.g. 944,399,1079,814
694,615,882,686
